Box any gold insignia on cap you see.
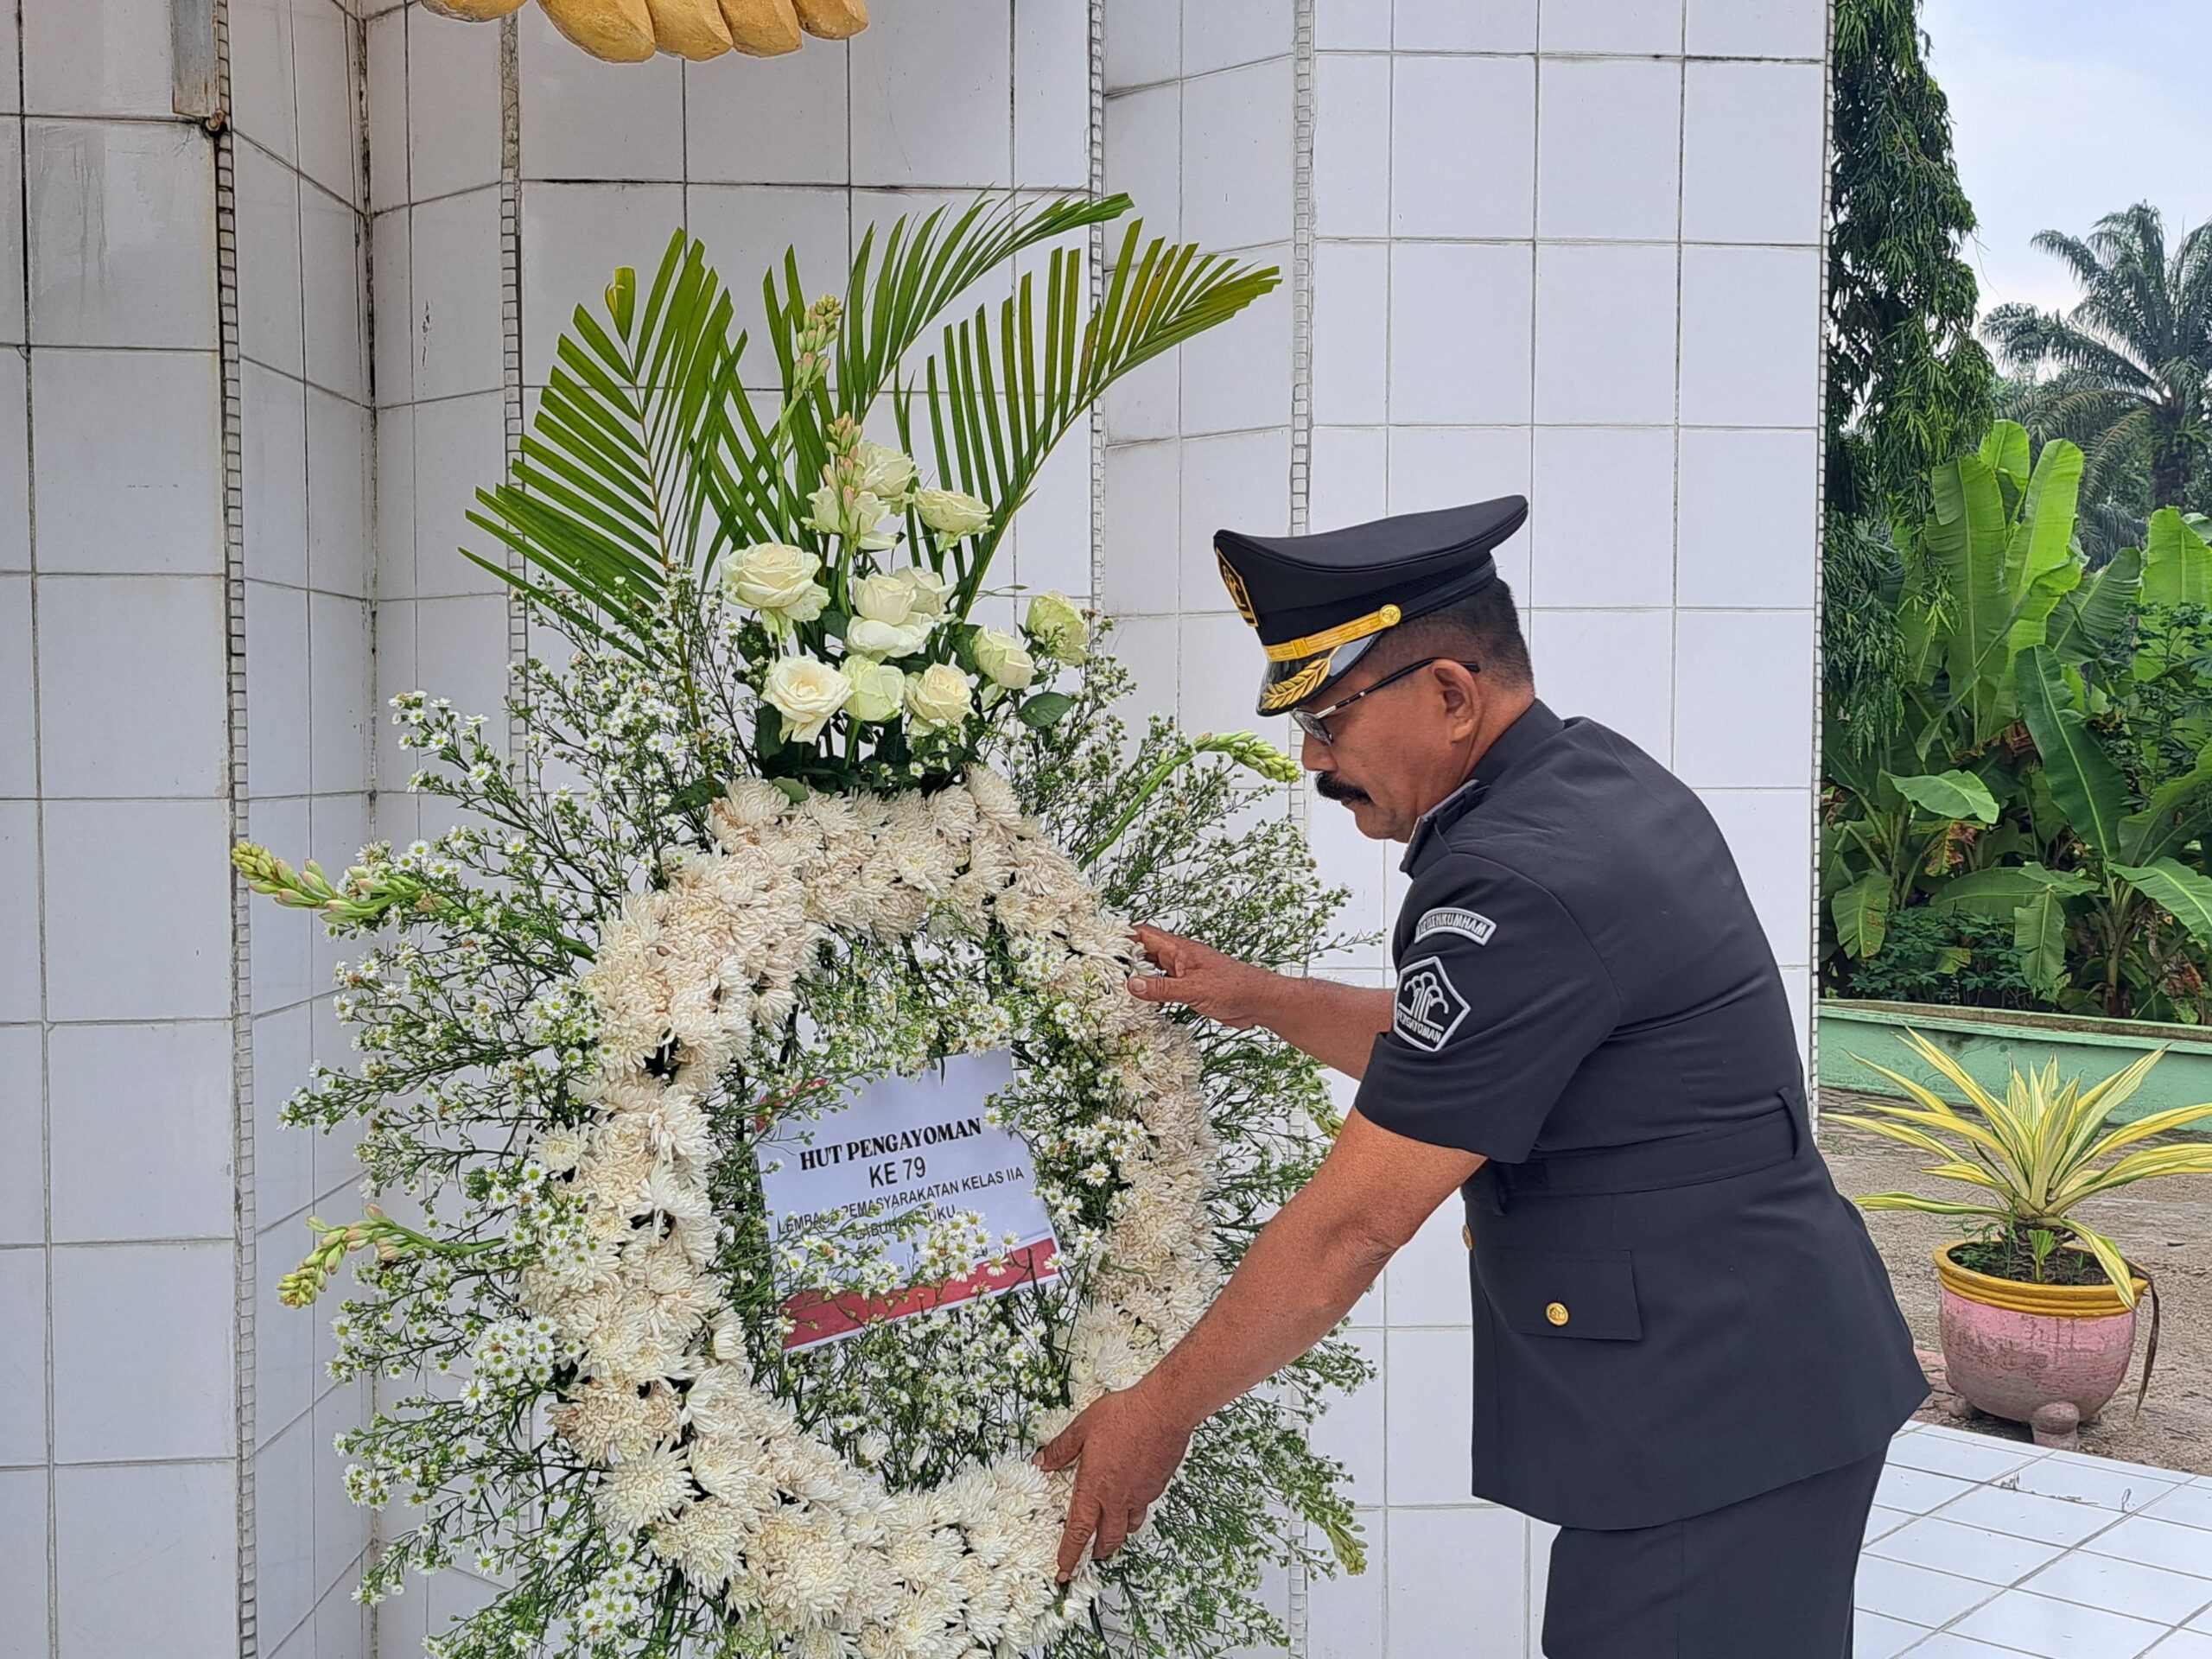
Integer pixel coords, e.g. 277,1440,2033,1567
1216,549,1258,626
1259,654,1332,712
1262,603,1402,663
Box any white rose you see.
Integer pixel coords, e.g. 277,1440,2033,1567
851,572,915,627
842,659,906,724
1026,590,1090,664
905,662,974,731
846,571,931,658
899,566,953,618
721,543,828,624
763,655,851,742
973,627,1035,692
913,486,991,545
852,441,917,502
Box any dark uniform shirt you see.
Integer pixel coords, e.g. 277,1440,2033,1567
1354,702,1925,1530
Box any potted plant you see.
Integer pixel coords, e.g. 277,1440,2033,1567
1832,1031,2212,1446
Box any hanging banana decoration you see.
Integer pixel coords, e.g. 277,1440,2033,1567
421,0,868,63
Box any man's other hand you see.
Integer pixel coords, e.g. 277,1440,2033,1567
1034,1385,1193,1580
1127,925,1280,1029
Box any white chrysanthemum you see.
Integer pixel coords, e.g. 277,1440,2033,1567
599,1447,691,1531
550,1378,680,1461
751,1505,856,1625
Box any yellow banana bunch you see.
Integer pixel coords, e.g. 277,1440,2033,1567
428,0,866,63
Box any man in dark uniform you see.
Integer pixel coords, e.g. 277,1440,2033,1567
1037,499,1927,1656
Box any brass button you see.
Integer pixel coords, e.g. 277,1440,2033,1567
1461,1224,1473,1250
1545,1301,1570,1327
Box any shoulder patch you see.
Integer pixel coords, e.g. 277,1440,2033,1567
1393,957,1471,1052
1414,906,1497,946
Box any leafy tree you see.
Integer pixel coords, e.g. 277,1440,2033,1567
1827,0,1995,524
1984,204,2212,515
1824,0,1995,756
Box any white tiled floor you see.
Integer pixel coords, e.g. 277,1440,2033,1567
1859,1423,2212,1659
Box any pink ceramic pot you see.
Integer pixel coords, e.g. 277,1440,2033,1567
1935,1244,2144,1429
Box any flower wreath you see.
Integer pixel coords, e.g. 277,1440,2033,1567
542,767,1214,1653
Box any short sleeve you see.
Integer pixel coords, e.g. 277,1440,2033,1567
1353,853,1620,1164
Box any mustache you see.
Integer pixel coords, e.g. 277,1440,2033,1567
1313,771,1370,804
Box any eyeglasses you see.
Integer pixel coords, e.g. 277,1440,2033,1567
1289,657,1482,744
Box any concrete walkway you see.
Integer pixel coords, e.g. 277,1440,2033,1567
1859,1422,2212,1657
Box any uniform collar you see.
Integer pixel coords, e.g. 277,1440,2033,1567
1401,699,1562,873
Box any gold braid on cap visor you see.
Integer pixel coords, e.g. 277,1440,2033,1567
1254,605,1403,712
1262,602,1402,662
1259,656,1333,711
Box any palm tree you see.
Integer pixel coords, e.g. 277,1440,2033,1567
1984,204,2212,514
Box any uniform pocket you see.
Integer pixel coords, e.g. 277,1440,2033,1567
1482,1247,1642,1341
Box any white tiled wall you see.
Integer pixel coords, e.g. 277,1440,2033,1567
2,2,378,1655
3,3,241,1656
233,3,380,1655
1105,1,1828,1654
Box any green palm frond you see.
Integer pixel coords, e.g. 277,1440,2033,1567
757,194,1136,523
908,218,1282,610
451,194,1272,662
464,232,746,659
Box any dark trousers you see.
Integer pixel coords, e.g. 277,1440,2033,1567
1540,1447,1886,1658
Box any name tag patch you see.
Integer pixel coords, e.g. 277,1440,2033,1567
1394,957,1471,1052
1415,906,1497,946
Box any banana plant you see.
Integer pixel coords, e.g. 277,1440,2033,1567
2005,641,2212,1015
1901,422,2087,749
2142,504,2212,608
1823,751,2002,961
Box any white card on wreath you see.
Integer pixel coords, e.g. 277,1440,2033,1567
756,1049,1061,1349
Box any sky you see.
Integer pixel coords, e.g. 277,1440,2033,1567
1921,0,2212,328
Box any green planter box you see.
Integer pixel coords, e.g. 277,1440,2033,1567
1818,1000,2212,1123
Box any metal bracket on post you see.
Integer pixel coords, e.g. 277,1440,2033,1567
172,0,225,128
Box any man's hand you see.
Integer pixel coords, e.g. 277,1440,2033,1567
1127,925,1281,1029
1034,1385,1193,1580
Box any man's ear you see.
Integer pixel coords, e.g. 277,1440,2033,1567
1433,661,1484,737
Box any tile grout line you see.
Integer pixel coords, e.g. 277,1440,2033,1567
1807,0,1840,1108
211,0,261,1650
1285,5,1320,1634
1285,0,1316,874
13,0,59,1648
499,16,525,764
1086,0,1105,615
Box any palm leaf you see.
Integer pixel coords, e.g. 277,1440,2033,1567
2056,1143,2212,1209
464,232,749,658
911,219,1282,607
